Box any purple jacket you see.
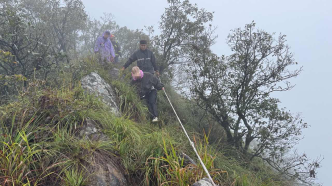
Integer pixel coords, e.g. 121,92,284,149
94,31,115,62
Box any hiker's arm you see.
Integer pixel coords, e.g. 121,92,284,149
123,52,137,69
152,76,164,90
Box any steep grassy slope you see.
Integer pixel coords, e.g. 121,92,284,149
0,58,293,186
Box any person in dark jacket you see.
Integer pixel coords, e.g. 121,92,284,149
121,40,159,76
131,66,164,122
110,34,122,63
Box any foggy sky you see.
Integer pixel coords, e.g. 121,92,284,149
81,0,332,184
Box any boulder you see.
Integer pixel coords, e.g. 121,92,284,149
86,151,127,186
192,178,215,186
81,72,120,116
79,119,109,141
78,119,127,186
80,72,127,186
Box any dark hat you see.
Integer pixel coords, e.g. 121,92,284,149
140,40,147,44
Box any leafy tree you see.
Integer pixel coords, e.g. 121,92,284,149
0,50,27,102
0,1,53,80
0,0,88,82
21,0,88,63
187,21,321,184
113,27,148,60
151,0,215,77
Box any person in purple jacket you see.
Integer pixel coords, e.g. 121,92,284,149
94,31,115,64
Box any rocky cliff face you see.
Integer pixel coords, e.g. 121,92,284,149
81,72,120,116
80,72,127,186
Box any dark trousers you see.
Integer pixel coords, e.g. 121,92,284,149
114,56,119,63
145,89,158,118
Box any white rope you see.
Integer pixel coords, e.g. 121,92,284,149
162,88,217,186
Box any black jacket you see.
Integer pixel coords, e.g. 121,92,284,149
124,49,158,74
131,72,164,98
112,41,122,57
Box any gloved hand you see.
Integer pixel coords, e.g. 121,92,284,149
140,93,146,100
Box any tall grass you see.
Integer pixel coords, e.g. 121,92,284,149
143,133,227,186
0,114,60,186
0,76,118,185
112,80,148,121
0,58,293,186
62,168,88,186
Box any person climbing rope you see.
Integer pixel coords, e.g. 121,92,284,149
131,66,164,122
110,34,122,63
94,30,115,64
121,40,159,76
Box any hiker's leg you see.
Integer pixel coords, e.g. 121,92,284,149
148,90,158,118
145,96,154,119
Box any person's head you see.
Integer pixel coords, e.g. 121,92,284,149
132,66,143,80
103,31,111,39
110,34,115,42
139,40,147,51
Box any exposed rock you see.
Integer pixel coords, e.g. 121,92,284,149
110,67,120,79
192,178,214,186
79,72,127,186
78,119,127,186
86,151,127,186
81,72,120,116
79,119,109,142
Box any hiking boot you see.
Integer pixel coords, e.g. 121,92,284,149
152,117,159,122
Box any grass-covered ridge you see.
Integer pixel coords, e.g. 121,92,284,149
0,59,293,186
